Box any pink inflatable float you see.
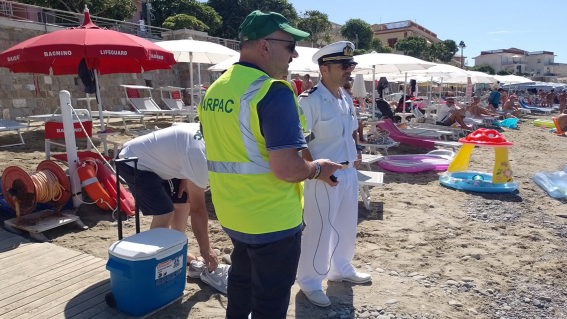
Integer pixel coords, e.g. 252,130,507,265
378,150,455,173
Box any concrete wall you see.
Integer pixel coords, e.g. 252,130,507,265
0,18,219,120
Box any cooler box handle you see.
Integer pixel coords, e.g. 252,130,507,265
106,259,132,278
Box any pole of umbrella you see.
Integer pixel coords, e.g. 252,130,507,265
372,65,376,120
93,69,106,132
402,72,407,119
197,62,202,106
190,52,194,107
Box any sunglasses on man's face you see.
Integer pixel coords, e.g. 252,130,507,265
325,61,358,70
264,38,296,53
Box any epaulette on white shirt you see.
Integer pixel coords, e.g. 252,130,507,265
299,87,318,98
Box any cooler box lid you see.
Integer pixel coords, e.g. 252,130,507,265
108,228,187,261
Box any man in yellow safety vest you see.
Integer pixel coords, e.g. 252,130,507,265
198,10,342,319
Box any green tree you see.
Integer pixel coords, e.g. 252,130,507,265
470,64,496,75
370,38,393,53
497,69,513,75
19,0,136,21
353,49,367,56
394,36,428,58
207,0,298,39
297,10,331,47
162,14,208,31
340,19,374,50
151,0,222,33
436,40,458,63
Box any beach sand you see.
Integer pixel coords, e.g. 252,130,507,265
0,114,566,319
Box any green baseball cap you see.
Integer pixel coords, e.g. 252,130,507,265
238,10,310,42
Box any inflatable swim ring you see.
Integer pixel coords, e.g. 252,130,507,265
440,171,518,193
440,129,518,193
533,166,567,198
533,119,554,128
378,150,455,173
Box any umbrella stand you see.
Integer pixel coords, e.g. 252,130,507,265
402,73,408,119
190,53,194,107
93,69,106,131
372,66,376,120
198,63,202,105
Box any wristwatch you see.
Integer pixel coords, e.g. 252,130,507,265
356,144,364,151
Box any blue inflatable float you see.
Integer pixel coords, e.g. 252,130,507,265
533,166,567,199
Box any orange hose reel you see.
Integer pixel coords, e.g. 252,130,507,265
1,160,71,217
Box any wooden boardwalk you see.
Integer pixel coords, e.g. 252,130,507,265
0,228,175,319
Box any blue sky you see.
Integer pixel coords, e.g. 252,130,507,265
288,0,567,65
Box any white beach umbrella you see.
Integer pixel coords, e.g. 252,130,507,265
408,63,470,78
352,74,367,98
443,71,497,84
493,74,534,84
155,39,239,106
353,52,436,119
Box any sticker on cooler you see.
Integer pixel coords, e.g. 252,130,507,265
155,254,183,286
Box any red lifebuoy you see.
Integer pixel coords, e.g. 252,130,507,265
95,161,135,216
77,158,116,211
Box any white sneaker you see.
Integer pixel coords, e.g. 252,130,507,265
200,264,229,294
329,272,372,284
187,260,205,279
302,290,331,307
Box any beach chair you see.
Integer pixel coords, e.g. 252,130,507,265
121,85,192,120
0,120,28,147
361,154,383,170
553,118,565,135
159,86,197,122
17,109,91,130
377,119,462,150
357,170,384,210
90,111,150,134
518,101,553,114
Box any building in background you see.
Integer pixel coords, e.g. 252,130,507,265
474,48,567,81
371,20,440,53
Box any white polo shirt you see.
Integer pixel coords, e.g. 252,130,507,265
119,124,209,188
299,83,358,163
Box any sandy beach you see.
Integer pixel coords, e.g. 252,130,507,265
0,113,566,319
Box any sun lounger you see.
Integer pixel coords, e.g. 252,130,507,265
361,154,383,170
519,101,553,114
90,111,150,134
121,85,192,120
160,86,197,122
17,110,91,130
357,170,384,210
0,120,27,147
553,118,565,135
377,119,461,150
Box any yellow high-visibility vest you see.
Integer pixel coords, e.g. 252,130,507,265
198,64,306,234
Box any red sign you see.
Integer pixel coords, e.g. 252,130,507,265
171,91,181,99
45,121,92,139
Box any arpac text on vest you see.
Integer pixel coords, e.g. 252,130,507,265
201,98,234,113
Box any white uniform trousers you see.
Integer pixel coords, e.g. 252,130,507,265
297,167,358,292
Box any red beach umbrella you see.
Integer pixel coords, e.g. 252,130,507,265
0,7,175,75
0,6,176,130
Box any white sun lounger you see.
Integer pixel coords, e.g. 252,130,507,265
159,86,197,122
361,153,383,170
0,120,28,147
90,111,150,134
121,85,192,121
357,170,384,210
17,110,91,130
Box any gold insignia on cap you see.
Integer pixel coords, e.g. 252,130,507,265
343,43,354,56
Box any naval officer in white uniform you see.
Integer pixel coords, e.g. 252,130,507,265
297,41,371,307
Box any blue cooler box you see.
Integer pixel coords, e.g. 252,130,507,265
106,228,188,316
